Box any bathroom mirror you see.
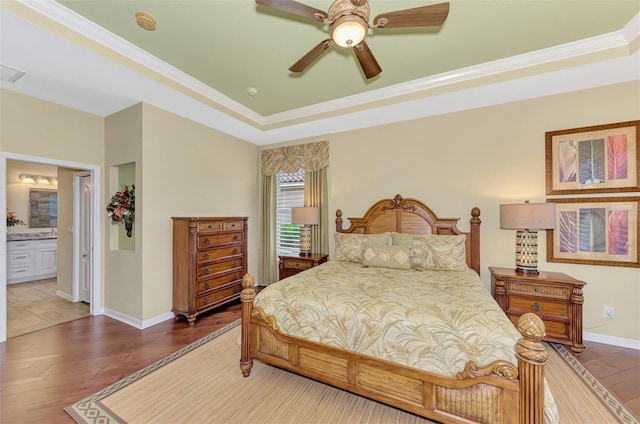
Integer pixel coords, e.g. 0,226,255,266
29,189,58,228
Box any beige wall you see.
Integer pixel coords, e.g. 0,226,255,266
322,81,640,342
104,104,143,319
140,104,259,320
2,91,104,304
3,80,638,342
0,90,105,164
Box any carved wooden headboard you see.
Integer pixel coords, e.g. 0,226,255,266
335,194,481,274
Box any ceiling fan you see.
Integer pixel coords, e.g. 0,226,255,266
255,0,450,79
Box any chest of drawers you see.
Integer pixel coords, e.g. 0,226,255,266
489,266,586,357
172,217,247,325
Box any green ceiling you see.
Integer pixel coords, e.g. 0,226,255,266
57,0,640,116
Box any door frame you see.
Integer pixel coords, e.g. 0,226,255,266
0,152,102,343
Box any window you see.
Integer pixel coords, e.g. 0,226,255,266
276,169,305,255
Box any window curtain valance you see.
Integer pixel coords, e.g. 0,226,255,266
261,141,329,176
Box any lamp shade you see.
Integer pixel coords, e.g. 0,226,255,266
500,201,556,230
291,207,319,225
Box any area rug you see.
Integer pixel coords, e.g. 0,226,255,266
66,319,638,424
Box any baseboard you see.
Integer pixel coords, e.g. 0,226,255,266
141,312,175,329
56,290,73,301
103,308,144,329
584,331,640,350
102,308,175,330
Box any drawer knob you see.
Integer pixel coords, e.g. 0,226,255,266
208,224,213,229
231,223,236,227
204,252,210,259
204,296,210,305
234,235,239,241
234,248,238,254
532,302,542,312
233,261,239,267
204,238,210,244
233,286,240,293
204,282,210,289
534,287,540,293
204,267,210,274
234,273,239,279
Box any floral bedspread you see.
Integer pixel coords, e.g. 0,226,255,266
255,260,559,423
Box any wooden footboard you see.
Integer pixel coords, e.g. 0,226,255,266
240,275,547,424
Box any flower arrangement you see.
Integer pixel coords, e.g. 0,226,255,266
6,209,25,227
106,184,135,236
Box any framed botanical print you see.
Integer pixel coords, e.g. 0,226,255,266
546,197,640,268
545,120,639,195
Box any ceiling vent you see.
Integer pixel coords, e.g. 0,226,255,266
1,64,26,83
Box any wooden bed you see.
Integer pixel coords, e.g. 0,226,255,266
240,194,549,424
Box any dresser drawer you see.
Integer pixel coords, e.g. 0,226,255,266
7,241,35,252
198,232,243,248
197,271,242,293
198,245,243,263
196,284,242,311
507,281,570,300
508,296,568,318
8,262,36,279
223,220,244,231
283,259,313,271
198,257,243,278
197,220,223,232
8,249,35,264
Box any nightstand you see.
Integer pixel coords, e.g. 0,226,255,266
489,266,586,358
279,254,328,280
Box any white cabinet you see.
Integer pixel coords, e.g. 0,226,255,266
36,239,57,275
7,239,57,284
7,241,36,282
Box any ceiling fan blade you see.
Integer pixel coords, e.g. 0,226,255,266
255,0,328,20
289,39,332,73
353,41,381,79
373,2,449,29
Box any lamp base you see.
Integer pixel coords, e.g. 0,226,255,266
299,225,312,256
514,230,539,275
515,267,539,275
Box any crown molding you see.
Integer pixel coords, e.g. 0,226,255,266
18,0,265,124
15,1,640,131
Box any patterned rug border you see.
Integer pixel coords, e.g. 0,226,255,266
65,322,637,424
548,343,639,424
64,319,241,423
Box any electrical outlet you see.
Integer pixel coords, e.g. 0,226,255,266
604,307,615,319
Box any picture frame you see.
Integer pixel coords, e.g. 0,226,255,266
546,197,640,268
545,120,639,195
29,189,58,228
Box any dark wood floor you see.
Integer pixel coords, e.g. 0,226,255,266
1,295,639,423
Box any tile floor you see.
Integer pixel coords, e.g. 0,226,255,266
7,278,90,338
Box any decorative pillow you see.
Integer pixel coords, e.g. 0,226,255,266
334,232,390,263
392,232,428,246
410,235,468,271
362,245,413,270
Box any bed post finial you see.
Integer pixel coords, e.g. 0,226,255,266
336,209,343,232
516,313,547,424
240,273,255,377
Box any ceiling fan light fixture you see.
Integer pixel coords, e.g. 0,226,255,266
331,15,367,48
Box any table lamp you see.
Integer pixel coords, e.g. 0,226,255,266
500,201,556,274
291,207,319,256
